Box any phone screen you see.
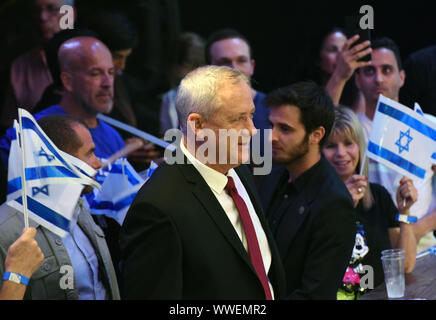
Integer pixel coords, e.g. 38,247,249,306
345,15,372,62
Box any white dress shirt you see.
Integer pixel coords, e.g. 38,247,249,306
180,141,274,298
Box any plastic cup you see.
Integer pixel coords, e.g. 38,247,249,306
381,249,405,299
381,249,405,257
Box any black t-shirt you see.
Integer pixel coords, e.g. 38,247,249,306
355,183,400,288
266,159,323,236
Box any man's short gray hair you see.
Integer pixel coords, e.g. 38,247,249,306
175,65,249,134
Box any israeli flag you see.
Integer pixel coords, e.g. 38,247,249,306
7,109,100,238
367,95,436,181
83,158,147,225
414,102,424,116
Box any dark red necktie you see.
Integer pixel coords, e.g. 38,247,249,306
225,176,273,300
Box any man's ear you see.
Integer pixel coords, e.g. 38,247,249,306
310,126,326,145
187,113,205,137
399,70,406,89
60,71,73,92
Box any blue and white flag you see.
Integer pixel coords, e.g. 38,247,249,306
7,109,100,238
83,158,147,225
367,95,436,181
414,102,424,116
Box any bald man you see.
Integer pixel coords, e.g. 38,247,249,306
0,36,125,165
0,37,126,281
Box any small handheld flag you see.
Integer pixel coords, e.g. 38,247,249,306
7,109,100,237
365,95,436,181
83,158,146,225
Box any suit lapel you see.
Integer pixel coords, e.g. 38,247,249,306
259,164,288,217
75,203,113,298
178,163,254,271
235,166,265,222
76,205,100,256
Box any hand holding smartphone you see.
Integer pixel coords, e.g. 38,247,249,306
345,15,372,62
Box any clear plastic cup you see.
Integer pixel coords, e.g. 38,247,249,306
381,249,405,299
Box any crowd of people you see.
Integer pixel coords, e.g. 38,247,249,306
0,0,435,300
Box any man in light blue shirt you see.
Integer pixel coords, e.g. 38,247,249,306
62,198,107,300
0,114,119,299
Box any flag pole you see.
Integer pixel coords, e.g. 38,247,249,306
359,150,367,176
97,113,176,151
100,138,144,169
18,109,29,229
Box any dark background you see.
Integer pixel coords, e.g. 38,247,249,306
180,0,435,93
0,0,434,113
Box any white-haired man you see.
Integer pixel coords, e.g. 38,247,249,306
120,65,285,300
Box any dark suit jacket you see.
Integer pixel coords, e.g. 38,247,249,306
120,161,286,299
259,157,356,300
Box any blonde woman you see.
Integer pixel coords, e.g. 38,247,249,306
322,106,418,299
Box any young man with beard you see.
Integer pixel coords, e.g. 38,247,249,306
259,81,356,299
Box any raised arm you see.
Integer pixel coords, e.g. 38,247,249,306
325,35,372,105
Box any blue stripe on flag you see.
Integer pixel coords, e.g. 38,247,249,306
89,193,136,212
7,178,21,194
74,166,92,178
432,153,436,161
378,102,436,141
7,166,82,195
26,165,78,179
21,118,81,176
368,142,426,179
147,167,156,178
15,196,70,232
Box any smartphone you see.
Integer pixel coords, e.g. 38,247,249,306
345,15,372,62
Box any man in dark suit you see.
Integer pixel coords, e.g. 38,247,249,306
120,65,285,299
260,81,356,300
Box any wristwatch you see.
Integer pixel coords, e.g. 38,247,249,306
2,271,29,285
396,213,418,224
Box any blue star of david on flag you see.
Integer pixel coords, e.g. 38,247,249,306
38,147,55,162
32,185,49,197
366,95,436,181
6,108,101,238
395,129,413,154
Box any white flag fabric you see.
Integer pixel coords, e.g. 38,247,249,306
7,109,100,238
414,102,424,116
367,95,436,181
83,158,146,225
